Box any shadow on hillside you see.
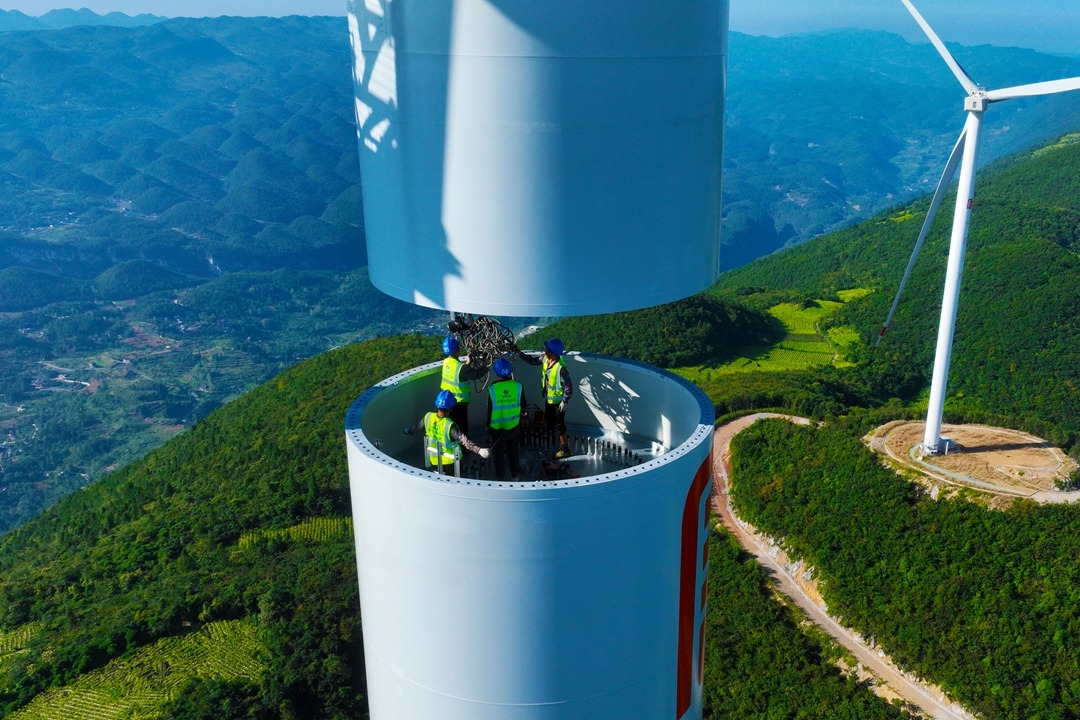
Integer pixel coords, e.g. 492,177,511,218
951,441,1050,453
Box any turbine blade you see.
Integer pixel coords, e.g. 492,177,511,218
987,76,1080,101
899,0,979,95
877,128,967,348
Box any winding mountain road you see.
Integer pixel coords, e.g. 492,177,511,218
711,414,972,720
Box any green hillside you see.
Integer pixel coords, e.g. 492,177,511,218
0,266,82,311
705,137,1080,718
730,419,1080,720
5,19,1080,537
711,138,1080,450
519,295,785,367
0,16,448,535
0,18,1077,716
3,130,1079,715
2,133,1071,716
0,335,907,719
0,335,434,718
543,134,1080,718
91,260,201,300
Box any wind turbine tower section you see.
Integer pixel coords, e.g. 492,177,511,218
348,0,729,317
346,357,714,719
346,2,728,719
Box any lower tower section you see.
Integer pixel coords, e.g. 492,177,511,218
345,353,713,719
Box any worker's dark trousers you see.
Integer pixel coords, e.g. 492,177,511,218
489,425,521,480
449,402,470,441
544,403,566,445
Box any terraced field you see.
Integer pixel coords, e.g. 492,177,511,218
238,516,353,549
7,619,265,720
678,290,868,381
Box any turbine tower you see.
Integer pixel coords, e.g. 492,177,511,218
344,1,729,718
882,0,1080,455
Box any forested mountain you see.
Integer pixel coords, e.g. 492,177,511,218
721,30,1080,268
714,136,1080,449
731,420,1080,719
0,16,443,534
0,129,1078,717
0,336,434,718
0,335,910,719
2,15,1079,533
517,295,785,368
710,137,1080,715
0,9,163,31
1,17,1076,280
0,16,362,277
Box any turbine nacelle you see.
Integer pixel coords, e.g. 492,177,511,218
964,94,988,113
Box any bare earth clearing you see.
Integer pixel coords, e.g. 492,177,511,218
868,421,1080,504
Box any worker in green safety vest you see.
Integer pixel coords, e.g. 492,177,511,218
440,335,486,440
404,389,489,475
486,358,526,481
517,337,573,458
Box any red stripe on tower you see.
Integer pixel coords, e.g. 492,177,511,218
676,458,711,718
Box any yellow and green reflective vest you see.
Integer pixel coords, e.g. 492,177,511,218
441,356,470,402
542,357,566,404
423,412,461,465
489,380,522,430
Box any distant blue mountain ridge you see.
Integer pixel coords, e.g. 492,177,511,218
733,1,1080,57
0,8,163,31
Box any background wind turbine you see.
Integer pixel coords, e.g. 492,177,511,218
881,0,1080,455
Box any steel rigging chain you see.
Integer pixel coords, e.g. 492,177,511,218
447,314,518,374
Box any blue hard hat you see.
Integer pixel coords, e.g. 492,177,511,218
442,336,459,355
544,338,565,356
435,389,457,410
493,358,513,378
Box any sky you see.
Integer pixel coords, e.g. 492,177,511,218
0,0,344,16
0,1,1078,55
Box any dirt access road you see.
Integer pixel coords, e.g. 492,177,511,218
712,414,974,720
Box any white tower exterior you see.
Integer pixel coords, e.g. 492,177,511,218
346,1,727,717
346,354,714,719
347,0,729,316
